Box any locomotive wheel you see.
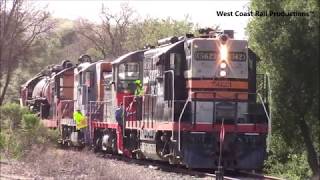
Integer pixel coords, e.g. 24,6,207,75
168,156,175,165
135,151,144,160
169,156,179,165
58,141,66,149
94,137,102,153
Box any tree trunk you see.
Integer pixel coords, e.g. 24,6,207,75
0,66,11,105
298,117,319,176
101,50,106,59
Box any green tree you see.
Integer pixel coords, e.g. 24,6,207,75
126,16,196,50
247,0,319,178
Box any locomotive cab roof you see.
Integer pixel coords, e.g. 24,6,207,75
76,62,93,73
51,66,75,79
145,39,184,64
111,50,146,65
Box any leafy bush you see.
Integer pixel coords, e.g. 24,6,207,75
0,132,5,149
0,103,59,158
265,152,311,180
30,124,59,144
22,114,40,130
45,129,60,143
0,103,30,130
4,134,23,158
264,135,312,179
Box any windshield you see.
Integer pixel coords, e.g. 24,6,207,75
117,80,137,93
118,62,139,80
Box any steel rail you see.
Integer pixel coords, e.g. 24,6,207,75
239,171,285,180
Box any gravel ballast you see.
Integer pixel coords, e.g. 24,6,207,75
0,146,212,180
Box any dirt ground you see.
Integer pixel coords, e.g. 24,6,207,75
0,146,211,180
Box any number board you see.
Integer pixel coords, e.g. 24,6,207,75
213,80,231,88
194,51,217,61
194,51,246,61
230,52,246,61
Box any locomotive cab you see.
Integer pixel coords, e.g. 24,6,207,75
74,60,111,114
111,50,145,107
93,51,145,153
58,58,112,146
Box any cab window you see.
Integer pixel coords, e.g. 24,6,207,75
118,62,139,80
117,62,140,93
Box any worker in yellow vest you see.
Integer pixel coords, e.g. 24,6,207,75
134,80,143,120
73,109,87,145
73,109,87,130
134,80,143,96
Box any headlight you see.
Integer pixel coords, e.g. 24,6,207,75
220,62,227,69
220,45,228,61
220,70,227,77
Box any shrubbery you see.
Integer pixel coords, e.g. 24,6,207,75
0,103,58,158
0,132,5,149
264,135,312,180
0,103,29,130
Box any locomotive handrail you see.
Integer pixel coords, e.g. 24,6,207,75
256,93,271,123
122,94,152,137
56,100,75,121
123,90,272,154
164,70,175,142
177,96,192,151
88,100,110,143
266,72,272,152
122,93,178,141
56,99,75,136
60,100,73,118
253,92,272,151
187,91,271,121
88,101,111,121
122,95,134,138
89,100,111,115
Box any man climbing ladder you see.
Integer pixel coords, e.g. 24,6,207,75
73,109,87,129
73,109,88,144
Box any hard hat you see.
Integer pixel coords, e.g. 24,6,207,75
134,80,141,84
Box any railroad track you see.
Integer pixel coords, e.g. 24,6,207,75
0,172,284,180
95,151,284,180
237,171,285,180
0,150,284,180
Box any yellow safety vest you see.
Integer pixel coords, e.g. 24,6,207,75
73,111,87,130
135,85,143,96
